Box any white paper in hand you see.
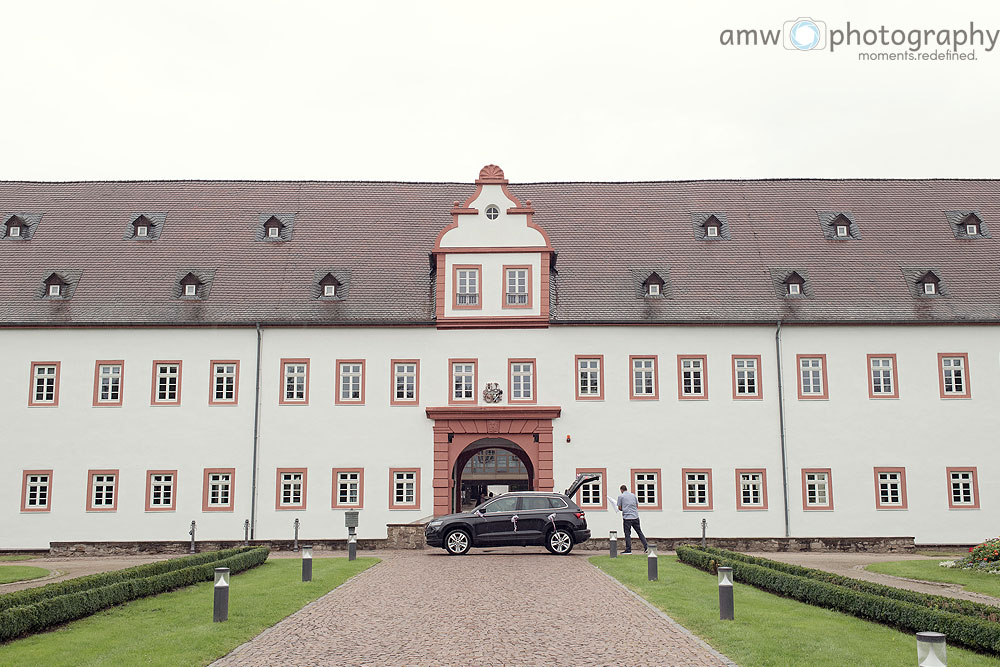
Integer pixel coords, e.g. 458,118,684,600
608,494,620,512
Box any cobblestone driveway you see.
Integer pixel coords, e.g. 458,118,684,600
214,548,732,667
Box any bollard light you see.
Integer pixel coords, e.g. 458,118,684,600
647,545,658,581
346,510,359,561
293,518,300,552
718,566,734,620
701,518,707,548
609,531,618,559
243,519,250,545
348,532,357,561
189,520,197,554
301,545,313,582
917,632,947,666
213,567,230,623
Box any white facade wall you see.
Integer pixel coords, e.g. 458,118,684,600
4,324,997,548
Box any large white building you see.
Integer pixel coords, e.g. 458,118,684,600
3,166,997,549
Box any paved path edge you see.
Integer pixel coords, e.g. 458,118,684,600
210,558,384,666
589,561,739,667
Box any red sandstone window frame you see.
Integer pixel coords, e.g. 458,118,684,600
866,354,899,399
681,468,713,510
28,361,61,407
452,264,483,311
87,469,120,512
575,355,604,401
145,469,178,512
275,468,308,510
202,468,236,512
731,355,763,400
279,358,310,405
150,360,183,406
629,355,659,400
508,358,537,404
631,468,662,510
796,354,829,400
946,467,980,509
21,469,53,512
677,355,708,400
937,353,971,398
501,264,533,309
390,359,421,406
335,359,366,405
448,358,478,405
92,360,125,407
574,467,607,509
873,467,908,510
331,468,365,509
208,360,240,406
388,468,421,510
735,468,768,510
801,468,834,510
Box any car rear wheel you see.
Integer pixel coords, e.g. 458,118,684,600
546,529,574,555
444,529,471,555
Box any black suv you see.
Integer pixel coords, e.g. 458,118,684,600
425,473,597,555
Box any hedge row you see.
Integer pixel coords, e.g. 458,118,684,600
0,546,269,643
694,545,999,622
676,545,1000,656
0,546,258,613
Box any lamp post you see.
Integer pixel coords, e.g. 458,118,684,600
213,567,230,622
917,632,947,666
718,566,734,620
301,545,313,582
647,545,658,581
609,530,618,558
189,520,197,553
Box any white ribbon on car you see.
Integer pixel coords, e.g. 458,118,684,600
546,512,557,530
511,514,519,532
474,509,484,518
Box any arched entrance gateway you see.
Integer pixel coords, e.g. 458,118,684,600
425,406,560,516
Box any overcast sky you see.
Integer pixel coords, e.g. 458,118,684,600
2,1,998,182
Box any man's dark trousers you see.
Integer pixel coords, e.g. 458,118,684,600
623,518,648,552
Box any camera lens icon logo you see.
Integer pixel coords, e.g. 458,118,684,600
783,17,827,51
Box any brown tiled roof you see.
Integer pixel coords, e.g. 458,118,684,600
1,179,998,326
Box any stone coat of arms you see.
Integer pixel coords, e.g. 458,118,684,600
483,382,503,404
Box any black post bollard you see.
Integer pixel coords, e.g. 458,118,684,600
701,518,707,548
609,530,618,558
718,566,734,620
189,520,197,553
293,518,300,552
243,519,250,545
213,567,230,622
301,545,313,582
647,546,658,581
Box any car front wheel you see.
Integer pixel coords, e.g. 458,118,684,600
444,529,471,555
546,529,574,555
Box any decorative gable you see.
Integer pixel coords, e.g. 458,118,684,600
691,213,731,240
176,270,215,300
818,211,860,240
256,213,295,242
124,212,166,240
38,270,81,299
3,213,42,241
945,211,990,239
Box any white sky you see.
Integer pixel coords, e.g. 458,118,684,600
2,1,998,181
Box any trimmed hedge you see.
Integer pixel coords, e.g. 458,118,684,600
0,546,268,642
677,545,1000,656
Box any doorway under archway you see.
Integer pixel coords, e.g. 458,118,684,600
453,438,535,512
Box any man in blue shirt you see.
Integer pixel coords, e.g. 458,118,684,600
616,484,649,554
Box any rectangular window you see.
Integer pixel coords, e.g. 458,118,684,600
682,469,713,510
575,468,606,509
801,468,833,510
87,470,119,512
145,470,177,511
151,361,182,405
336,359,366,404
938,353,971,398
453,265,481,309
210,361,239,405
575,355,604,400
332,469,364,508
389,469,420,509
947,467,980,509
276,469,307,509
21,470,53,512
874,467,907,509
796,355,828,399
93,360,124,406
630,356,658,400
732,355,762,399
391,360,420,405
502,265,532,308
735,469,768,510
202,468,235,511
867,354,898,399
449,359,477,403
508,359,536,403
631,469,661,510
29,362,60,406
280,359,310,405
678,355,707,399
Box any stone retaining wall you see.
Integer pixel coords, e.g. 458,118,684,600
580,536,915,553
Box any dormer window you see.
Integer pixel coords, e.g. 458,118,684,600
820,212,858,240
263,215,286,240
643,272,666,298
41,272,72,299
961,213,982,237
836,224,848,237
706,225,719,238
136,224,148,238
323,284,335,297
179,272,204,299
917,271,941,296
268,226,280,238
5,215,26,239
783,271,806,297
648,283,660,296
48,284,61,297
9,224,21,238
318,272,342,299
966,223,979,236
923,282,936,295
788,283,801,295
185,284,197,296
702,215,723,240
131,214,154,239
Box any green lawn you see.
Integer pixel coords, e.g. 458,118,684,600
0,556,35,563
592,555,997,666
0,556,378,667
866,559,1000,599
0,566,49,585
